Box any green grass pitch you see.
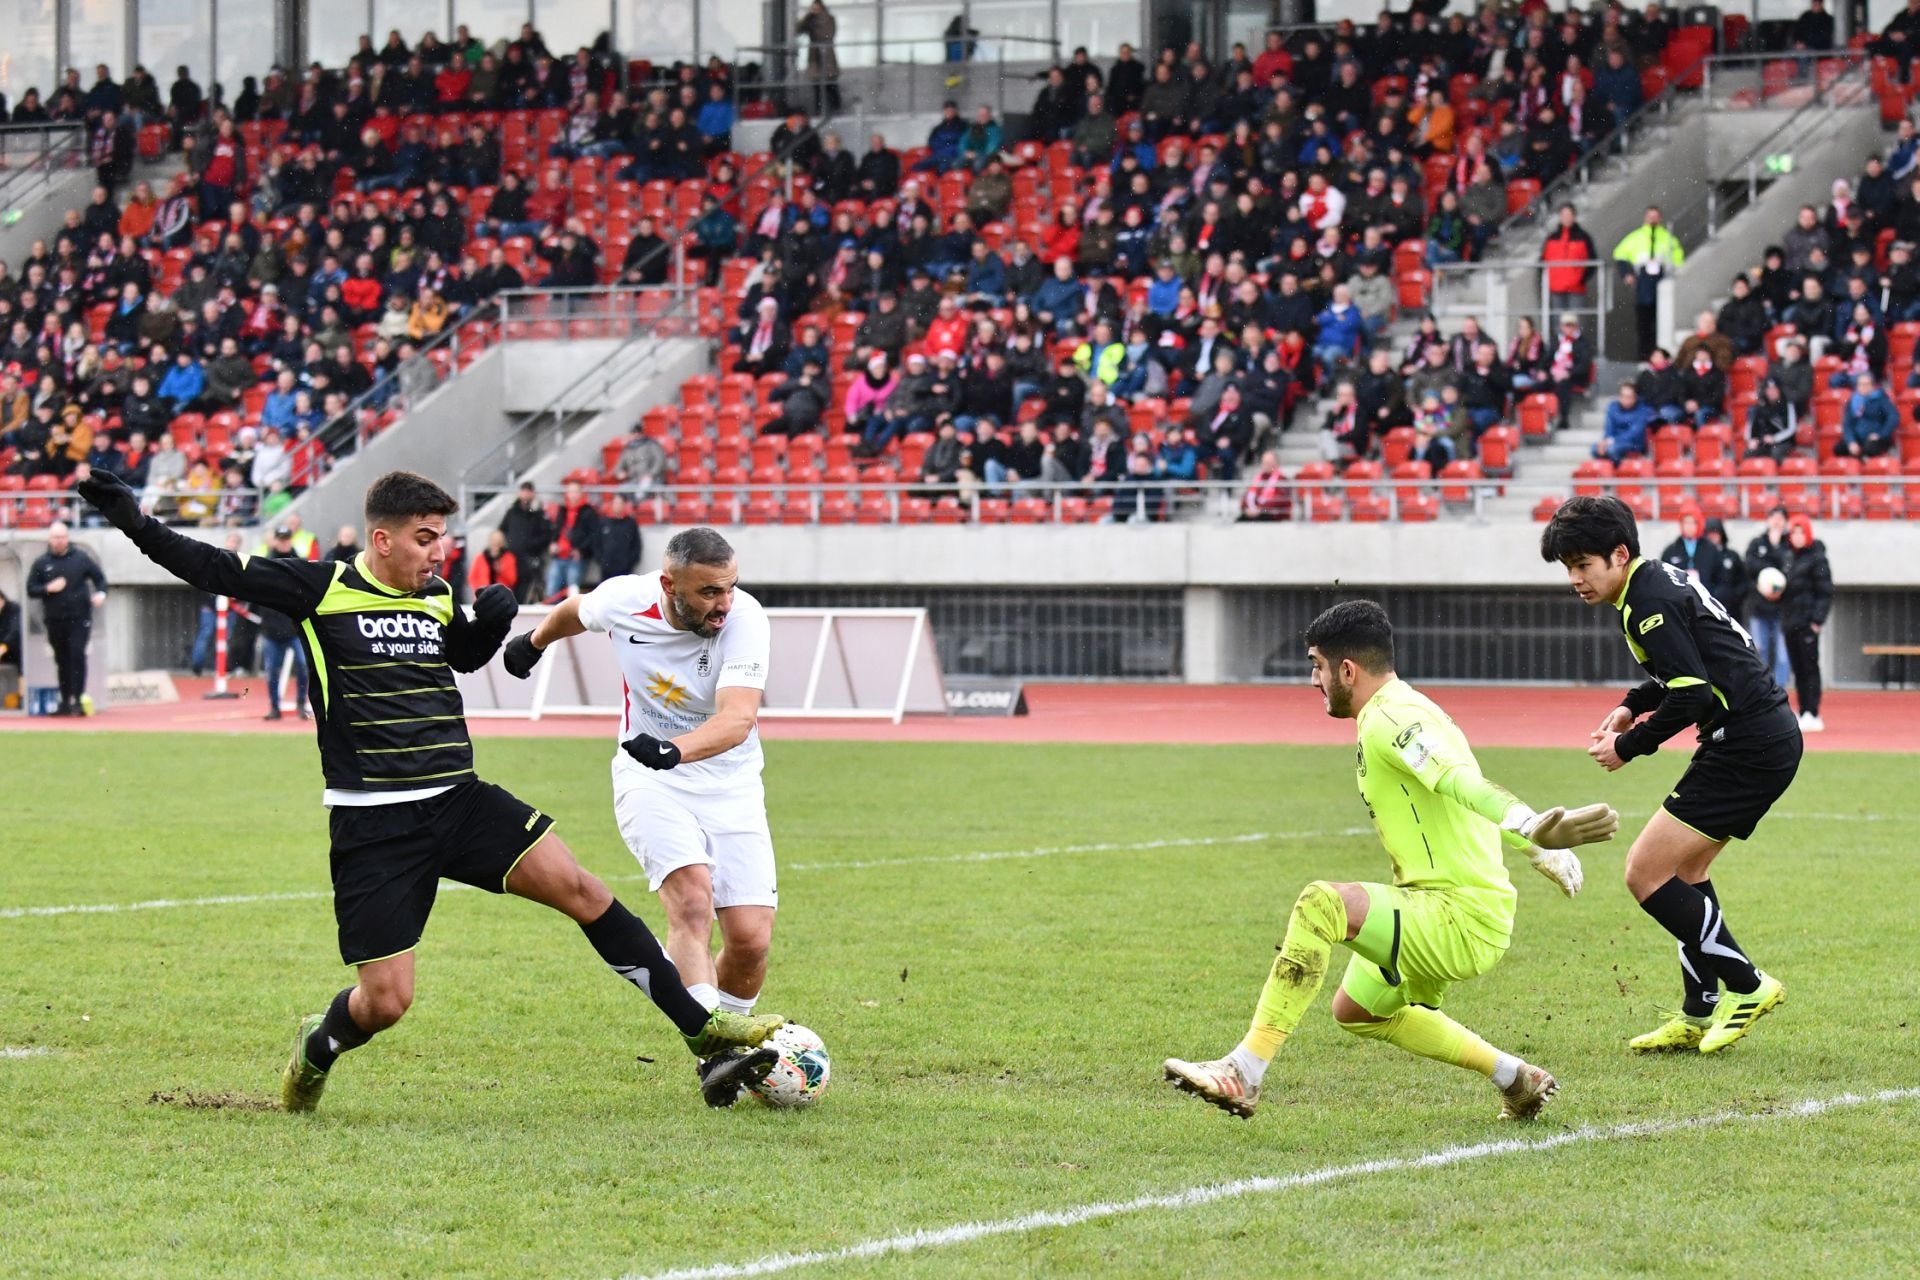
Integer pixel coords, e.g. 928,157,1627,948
1,733,1917,1278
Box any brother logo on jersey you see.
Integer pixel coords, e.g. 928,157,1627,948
357,615,444,641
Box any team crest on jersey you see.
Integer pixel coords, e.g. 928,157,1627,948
697,648,712,676
647,671,691,709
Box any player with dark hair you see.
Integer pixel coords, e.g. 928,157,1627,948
73,469,785,1112
1541,495,1800,1054
1163,600,1617,1121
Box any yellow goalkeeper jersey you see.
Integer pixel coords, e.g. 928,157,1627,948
1353,678,1519,945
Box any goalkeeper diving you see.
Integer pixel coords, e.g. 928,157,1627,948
1164,601,1617,1121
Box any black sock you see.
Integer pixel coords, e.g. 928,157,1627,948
1640,877,1761,997
1676,880,1721,1018
580,899,711,1037
304,987,374,1072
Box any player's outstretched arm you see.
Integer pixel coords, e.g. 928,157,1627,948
76,469,326,615
502,595,589,678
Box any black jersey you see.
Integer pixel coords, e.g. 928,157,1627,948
126,518,509,794
1612,557,1789,761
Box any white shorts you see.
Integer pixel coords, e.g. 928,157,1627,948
610,759,777,909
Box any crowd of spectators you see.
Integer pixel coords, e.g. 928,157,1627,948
0,22,753,526
1591,119,1920,473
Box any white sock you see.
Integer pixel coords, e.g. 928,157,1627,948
1228,1046,1269,1088
686,982,721,1011
716,989,757,1016
1491,1053,1522,1089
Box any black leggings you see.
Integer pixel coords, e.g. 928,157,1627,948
1786,624,1822,717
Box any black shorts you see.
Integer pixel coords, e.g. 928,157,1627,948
1663,708,1804,844
328,780,556,966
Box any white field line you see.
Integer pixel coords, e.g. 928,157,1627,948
619,1087,1920,1280
0,829,1372,922
0,806,1896,921
1,1046,52,1058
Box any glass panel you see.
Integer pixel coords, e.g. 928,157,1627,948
821,1,876,71
459,0,535,56
305,0,369,70
372,0,450,56
215,0,276,101
68,0,129,82
879,2,948,66
700,0,763,62
0,0,59,107
1058,0,1139,64
139,0,214,88
617,0,692,65
534,0,609,59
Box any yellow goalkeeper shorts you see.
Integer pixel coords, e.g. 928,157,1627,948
1339,882,1510,1018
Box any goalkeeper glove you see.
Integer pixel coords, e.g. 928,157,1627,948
622,733,682,770
502,632,544,679
1526,846,1584,898
1503,802,1619,849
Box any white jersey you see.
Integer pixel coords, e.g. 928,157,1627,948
576,574,770,792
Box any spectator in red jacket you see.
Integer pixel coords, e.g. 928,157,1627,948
1540,202,1599,317
470,529,519,594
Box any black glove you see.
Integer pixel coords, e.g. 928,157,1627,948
471,584,518,628
75,468,145,532
621,732,682,770
502,631,544,679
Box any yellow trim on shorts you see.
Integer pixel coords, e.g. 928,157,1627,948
499,821,556,891
346,944,417,968
1658,804,1724,844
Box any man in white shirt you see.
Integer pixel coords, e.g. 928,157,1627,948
503,527,780,1106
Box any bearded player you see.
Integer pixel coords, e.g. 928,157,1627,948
503,527,781,1106
1164,601,1617,1121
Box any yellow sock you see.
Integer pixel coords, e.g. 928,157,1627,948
1238,881,1348,1062
1339,1004,1501,1077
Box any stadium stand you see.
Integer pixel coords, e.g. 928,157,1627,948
4,6,1910,538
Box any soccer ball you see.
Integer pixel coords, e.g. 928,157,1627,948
746,1024,830,1109
1757,566,1786,600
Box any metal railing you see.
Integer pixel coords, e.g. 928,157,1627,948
458,120,833,495
1426,258,1615,355
3,482,270,531
460,473,1920,530
737,35,1060,119
0,122,88,210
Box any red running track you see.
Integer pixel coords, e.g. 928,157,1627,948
5,678,1917,753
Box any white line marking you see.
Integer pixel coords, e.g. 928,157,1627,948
1,1046,52,1058
0,830,1370,922
618,1087,1920,1280
1,805,1895,922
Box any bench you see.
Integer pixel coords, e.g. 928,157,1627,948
1862,644,1920,688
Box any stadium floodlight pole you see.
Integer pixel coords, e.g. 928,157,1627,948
203,595,240,700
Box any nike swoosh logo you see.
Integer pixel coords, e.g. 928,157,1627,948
657,745,673,756
627,635,655,645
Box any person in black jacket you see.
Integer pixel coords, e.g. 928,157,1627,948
499,482,555,603
0,586,21,671
1702,518,1748,622
1658,510,1734,611
592,494,641,580
1781,513,1834,731
253,525,311,721
1716,275,1770,357
1745,377,1798,461
25,521,109,715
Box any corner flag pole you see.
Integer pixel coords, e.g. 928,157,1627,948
204,595,241,700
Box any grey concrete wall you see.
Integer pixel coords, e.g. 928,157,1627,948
0,167,98,264
1671,107,1884,348
283,347,510,537
466,339,710,533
